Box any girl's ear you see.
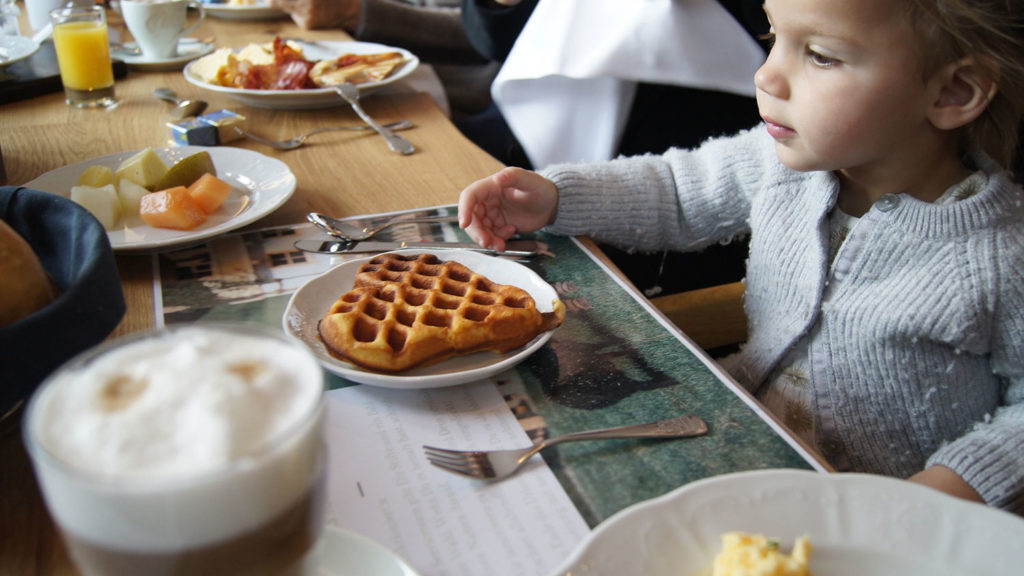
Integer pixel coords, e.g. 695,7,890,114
928,57,998,131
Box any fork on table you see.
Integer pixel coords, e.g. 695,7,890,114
423,414,708,481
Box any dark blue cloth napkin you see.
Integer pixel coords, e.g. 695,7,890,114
0,186,125,413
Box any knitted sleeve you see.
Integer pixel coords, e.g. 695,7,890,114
927,216,1024,515
540,128,776,252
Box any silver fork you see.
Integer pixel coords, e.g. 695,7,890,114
333,82,416,155
423,414,708,480
307,211,458,241
232,121,414,150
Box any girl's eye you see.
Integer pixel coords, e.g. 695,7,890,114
807,48,838,68
758,31,777,48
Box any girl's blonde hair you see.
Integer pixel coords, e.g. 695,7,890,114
905,0,1024,177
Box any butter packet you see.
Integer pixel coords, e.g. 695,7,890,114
167,119,218,146
198,109,247,144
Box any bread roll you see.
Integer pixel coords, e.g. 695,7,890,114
0,219,58,328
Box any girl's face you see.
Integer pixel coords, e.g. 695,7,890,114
755,0,938,177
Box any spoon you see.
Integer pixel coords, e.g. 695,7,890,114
153,87,208,119
308,212,459,241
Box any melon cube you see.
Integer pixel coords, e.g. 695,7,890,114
114,148,169,190
117,179,151,218
71,184,121,230
187,173,233,214
139,186,208,230
78,165,115,188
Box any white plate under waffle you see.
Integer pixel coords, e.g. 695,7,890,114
282,249,561,389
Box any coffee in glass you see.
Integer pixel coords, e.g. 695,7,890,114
23,323,326,576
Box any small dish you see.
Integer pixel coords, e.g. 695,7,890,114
111,38,215,71
183,40,419,110
202,2,286,21
282,249,561,389
317,526,421,576
0,36,40,67
23,146,296,253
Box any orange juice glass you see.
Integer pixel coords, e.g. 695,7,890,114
51,6,116,108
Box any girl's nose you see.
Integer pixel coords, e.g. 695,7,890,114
754,52,788,100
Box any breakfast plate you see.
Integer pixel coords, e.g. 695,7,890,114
183,40,419,109
111,38,216,70
547,469,1024,576
24,146,296,253
282,249,561,389
0,36,39,67
202,1,287,21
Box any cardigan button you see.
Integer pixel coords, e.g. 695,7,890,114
876,194,900,212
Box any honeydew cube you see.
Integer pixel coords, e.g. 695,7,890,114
114,148,169,190
78,165,115,188
117,179,151,217
71,184,121,230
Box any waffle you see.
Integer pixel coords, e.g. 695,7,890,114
318,253,565,372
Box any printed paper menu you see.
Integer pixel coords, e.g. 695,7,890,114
323,379,590,576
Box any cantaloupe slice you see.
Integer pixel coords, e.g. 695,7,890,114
139,186,208,230
187,173,233,214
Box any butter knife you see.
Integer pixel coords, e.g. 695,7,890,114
293,239,537,258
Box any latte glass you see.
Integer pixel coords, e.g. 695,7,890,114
23,323,326,576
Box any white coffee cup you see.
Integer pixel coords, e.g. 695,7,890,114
119,0,204,59
25,0,68,31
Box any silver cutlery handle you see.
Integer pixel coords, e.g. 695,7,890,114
539,415,708,449
335,88,416,155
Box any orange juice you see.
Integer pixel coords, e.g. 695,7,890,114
53,21,114,91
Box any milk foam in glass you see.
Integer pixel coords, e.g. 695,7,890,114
24,323,326,576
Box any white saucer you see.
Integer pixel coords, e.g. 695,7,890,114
111,38,215,70
317,527,420,576
0,35,39,67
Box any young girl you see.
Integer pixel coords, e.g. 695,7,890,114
458,0,1024,515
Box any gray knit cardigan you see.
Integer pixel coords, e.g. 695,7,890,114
542,127,1024,515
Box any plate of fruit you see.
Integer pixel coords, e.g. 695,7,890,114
23,147,296,253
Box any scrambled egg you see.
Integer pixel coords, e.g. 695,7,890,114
189,41,305,85
711,532,811,576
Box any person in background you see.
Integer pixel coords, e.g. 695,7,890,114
459,0,1024,515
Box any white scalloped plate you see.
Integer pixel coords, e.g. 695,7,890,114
283,249,561,388
548,469,1024,576
25,146,296,253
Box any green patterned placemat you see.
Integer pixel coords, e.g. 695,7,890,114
156,209,814,527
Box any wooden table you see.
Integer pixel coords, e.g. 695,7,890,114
1,10,505,575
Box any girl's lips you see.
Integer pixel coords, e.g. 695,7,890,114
763,117,796,139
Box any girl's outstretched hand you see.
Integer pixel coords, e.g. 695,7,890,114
457,167,558,252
